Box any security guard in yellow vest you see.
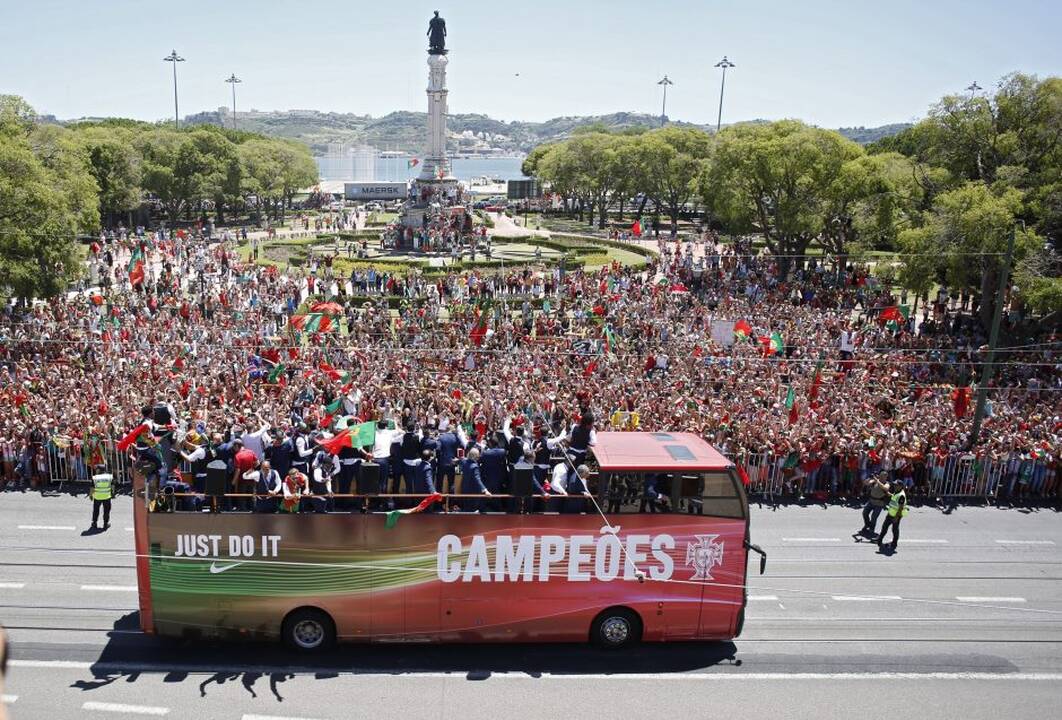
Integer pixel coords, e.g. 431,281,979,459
876,482,908,550
90,473,114,531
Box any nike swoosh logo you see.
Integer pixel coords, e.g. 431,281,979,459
209,561,244,574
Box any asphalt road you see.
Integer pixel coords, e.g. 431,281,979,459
2,490,1060,719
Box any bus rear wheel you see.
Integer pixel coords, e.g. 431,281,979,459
282,608,336,652
591,608,642,649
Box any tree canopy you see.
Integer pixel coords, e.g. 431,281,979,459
0,96,319,299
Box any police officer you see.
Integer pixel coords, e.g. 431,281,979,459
90,473,114,530
876,482,909,551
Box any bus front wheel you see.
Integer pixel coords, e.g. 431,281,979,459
591,608,642,649
282,608,336,652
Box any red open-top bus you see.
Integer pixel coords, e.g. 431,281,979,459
132,431,765,650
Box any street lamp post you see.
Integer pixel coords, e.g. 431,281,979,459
225,73,242,130
163,50,185,129
657,75,674,127
966,81,983,98
714,56,735,132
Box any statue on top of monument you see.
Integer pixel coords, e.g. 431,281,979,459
427,10,447,55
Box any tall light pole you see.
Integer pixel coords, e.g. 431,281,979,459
966,81,983,98
225,73,242,130
714,56,735,132
657,75,674,127
163,50,185,129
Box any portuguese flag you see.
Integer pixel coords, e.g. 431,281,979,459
760,331,784,357
128,247,145,287
266,362,286,384
469,303,490,346
318,421,377,455
324,396,343,415
115,423,151,452
880,304,910,332
603,325,620,355
808,356,825,403
386,492,444,529
733,319,753,340
290,313,334,333
784,385,799,425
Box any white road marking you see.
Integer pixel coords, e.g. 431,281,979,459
17,525,75,530
747,595,779,601
995,540,1055,545
831,595,903,601
782,537,841,543
956,596,1027,603
0,582,26,589
8,661,1062,681
82,701,169,715
125,527,135,532
80,584,138,592
1,695,17,704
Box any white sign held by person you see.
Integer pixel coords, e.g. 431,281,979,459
711,320,735,347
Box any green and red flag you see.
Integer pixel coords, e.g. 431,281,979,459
808,356,825,403
324,396,343,415
385,492,444,529
115,423,151,452
318,421,377,455
469,303,490,346
759,331,784,357
733,319,753,340
171,347,188,371
128,247,145,287
290,314,334,333
266,362,286,384
603,325,620,355
784,385,799,425
881,304,910,333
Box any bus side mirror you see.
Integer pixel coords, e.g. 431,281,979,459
744,540,767,575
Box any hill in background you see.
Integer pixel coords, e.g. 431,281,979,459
180,107,911,156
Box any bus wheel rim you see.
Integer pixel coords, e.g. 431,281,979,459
602,617,630,644
293,619,324,648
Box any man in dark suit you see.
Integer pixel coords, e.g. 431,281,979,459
435,420,467,494
460,448,490,511
480,436,508,511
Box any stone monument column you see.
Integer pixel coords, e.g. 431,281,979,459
419,53,451,181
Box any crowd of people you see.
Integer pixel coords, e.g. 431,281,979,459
0,224,1058,508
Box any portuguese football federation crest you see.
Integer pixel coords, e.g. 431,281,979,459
686,534,725,581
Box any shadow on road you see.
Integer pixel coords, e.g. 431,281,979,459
68,612,740,698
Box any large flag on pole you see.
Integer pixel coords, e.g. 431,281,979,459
128,247,145,287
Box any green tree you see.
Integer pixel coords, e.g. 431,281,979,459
73,126,141,226
700,120,862,278
0,96,98,299
898,182,1042,325
638,126,712,234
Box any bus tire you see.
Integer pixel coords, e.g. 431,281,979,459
590,607,642,649
282,607,336,652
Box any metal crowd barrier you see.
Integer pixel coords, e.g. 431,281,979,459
732,450,1054,503
45,438,133,490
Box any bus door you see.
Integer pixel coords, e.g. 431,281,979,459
680,471,748,638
